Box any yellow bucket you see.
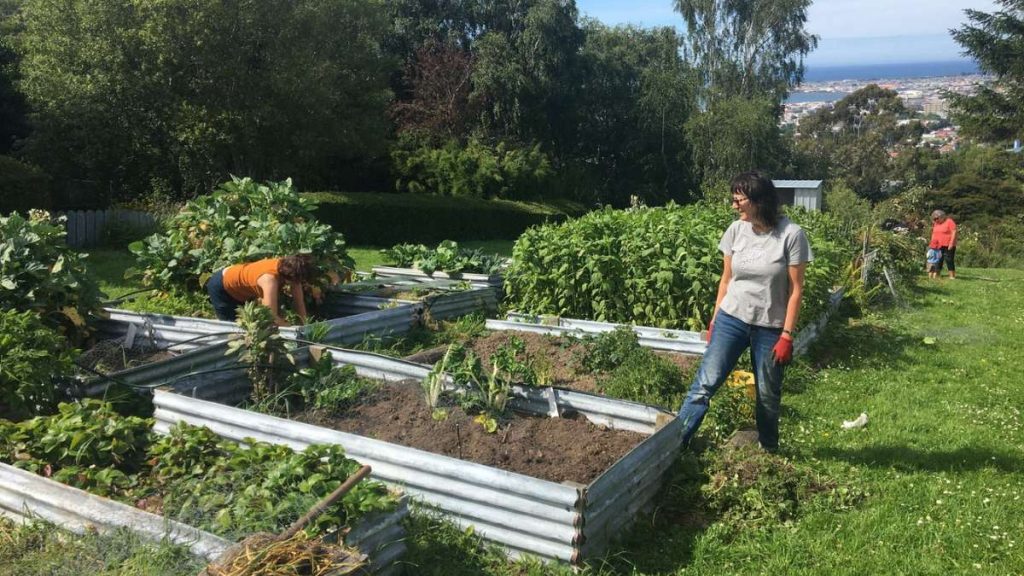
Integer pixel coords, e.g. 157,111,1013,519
726,370,756,399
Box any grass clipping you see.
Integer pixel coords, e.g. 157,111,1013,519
204,531,366,576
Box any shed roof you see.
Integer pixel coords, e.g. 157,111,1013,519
772,180,823,189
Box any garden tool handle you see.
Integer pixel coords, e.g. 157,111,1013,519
279,464,372,540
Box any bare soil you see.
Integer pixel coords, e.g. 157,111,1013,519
462,331,701,395
297,381,646,484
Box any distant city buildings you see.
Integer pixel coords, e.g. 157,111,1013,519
783,73,991,153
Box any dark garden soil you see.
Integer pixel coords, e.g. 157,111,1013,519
76,339,176,374
297,381,646,484
462,331,702,395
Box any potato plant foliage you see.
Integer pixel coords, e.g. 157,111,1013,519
0,401,395,540
129,177,354,290
0,211,104,339
0,310,77,420
506,203,855,330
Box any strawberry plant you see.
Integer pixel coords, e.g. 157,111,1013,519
129,177,354,292
0,401,396,541
0,211,104,341
0,310,77,420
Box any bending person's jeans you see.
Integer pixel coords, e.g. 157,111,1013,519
677,311,785,451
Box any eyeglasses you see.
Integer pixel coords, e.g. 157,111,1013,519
731,196,749,206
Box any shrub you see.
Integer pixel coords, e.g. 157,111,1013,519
506,203,856,330
0,156,51,214
0,310,77,420
129,177,354,291
0,211,104,339
391,134,552,199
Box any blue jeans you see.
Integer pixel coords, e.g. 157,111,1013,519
206,269,243,321
677,311,785,451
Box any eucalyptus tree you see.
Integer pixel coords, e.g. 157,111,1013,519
674,0,817,103
948,0,1024,143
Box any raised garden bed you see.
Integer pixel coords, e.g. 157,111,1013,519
371,266,503,290
326,278,498,322
0,406,409,575
152,345,684,563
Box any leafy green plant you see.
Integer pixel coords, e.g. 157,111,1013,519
507,203,856,330
0,310,77,420
129,177,354,291
226,302,295,404
381,240,505,275
0,211,104,340
582,327,689,407
1,401,395,541
391,134,551,199
262,352,378,415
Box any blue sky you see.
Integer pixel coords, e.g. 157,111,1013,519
574,0,1001,66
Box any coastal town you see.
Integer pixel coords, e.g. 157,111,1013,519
784,73,991,152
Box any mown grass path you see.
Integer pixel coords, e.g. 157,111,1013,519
610,268,1023,575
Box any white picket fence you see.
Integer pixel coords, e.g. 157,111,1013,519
58,209,156,248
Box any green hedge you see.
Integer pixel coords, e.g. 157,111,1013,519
0,156,52,214
305,191,584,245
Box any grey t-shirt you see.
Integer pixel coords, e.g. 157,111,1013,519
717,217,813,328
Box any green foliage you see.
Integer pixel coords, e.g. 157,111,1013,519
675,0,817,102
426,337,537,429
16,0,395,199
685,96,789,186
382,240,505,275
582,327,689,408
0,156,51,213
129,177,354,290
226,302,295,404
1,401,395,541
507,202,732,330
306,191,579,245
0,210,104,339
508,203,855,330
948,0,1024,143
0,310,76,420
823,180,873,239
262,353,379,415
392,135,552,199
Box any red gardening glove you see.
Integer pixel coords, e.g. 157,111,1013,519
772,334,794,365
705,321,714,343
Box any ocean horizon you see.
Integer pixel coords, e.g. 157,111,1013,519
802,60,981,83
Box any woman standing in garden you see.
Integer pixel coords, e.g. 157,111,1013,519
206,254,315,325
929,209,957,279
677,172,812,452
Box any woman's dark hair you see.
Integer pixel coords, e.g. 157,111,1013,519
731,171,780,230
278,254,316,283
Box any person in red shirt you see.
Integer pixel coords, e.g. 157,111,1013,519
929,210,957,279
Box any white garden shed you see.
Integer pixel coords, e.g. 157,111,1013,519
772,180,823,211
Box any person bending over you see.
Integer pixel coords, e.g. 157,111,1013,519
677,172,813,452
207,254,314,326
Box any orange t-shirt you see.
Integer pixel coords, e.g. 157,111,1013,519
222,258,279,302
930,218,957,248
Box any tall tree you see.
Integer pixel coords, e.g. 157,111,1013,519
16,0,395,200
0,0,29,154
674,0,817,102
948,0,1024,142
